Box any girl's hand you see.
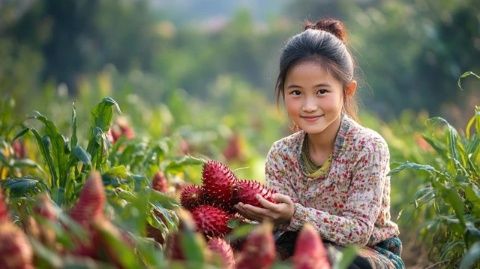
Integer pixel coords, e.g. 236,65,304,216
235,193,294,225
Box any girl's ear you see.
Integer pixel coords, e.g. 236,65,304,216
344,80,357,97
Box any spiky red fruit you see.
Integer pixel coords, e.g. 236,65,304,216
208,237,235,269
201,160,237,205
180,184,203,210
70,171,105,226
152,171,168,193
293,223,331,269
234,180,276,208
235,222,276,269
0,223,34,269
191,205,231,237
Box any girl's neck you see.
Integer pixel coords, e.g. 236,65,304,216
306,115,342,155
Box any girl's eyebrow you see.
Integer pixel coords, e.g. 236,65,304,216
286,83,331,89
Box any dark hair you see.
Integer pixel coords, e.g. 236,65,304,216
275,18,358,119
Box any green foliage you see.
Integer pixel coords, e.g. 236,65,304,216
390,73,480,267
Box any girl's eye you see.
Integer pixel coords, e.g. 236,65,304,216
317,89,328,96
289,90,302,96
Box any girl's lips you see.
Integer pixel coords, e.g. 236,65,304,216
301,115,324,122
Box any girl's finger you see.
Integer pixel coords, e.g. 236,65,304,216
256,194,278,211
273,193,293,204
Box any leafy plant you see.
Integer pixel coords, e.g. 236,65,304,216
390,72,480,268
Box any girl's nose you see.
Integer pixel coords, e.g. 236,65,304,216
302,98,318,112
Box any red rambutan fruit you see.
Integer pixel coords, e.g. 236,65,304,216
180,184,203,210
293,223,331,269
234,179,276,208
152,171,168,193
191,205,231,238
201,160,237,206
208,237,235,269
235,222,276,269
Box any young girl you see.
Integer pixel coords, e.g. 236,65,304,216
235,18,404,269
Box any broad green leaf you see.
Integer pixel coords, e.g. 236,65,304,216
226,222,255,241
389,161,440,176
181,229,206,264
90,96,120,132
333,246,358,269
459,242,480,269
31,129,56,187
443,188,466,226
12,158,42,169
413,186,435,208
0,177,47,196
149,189,180,210
94,220,143,268
71,145,91,166
164,156,204,174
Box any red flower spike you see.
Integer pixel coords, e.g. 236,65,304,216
0,190,10,223
69,171,106,226
152,171,168,193
293,223,331,269
208,237,235,269
191,205,231,237
201,160,237,205
234,180,276,208
235,222,276,269
180,184,203,210
0,223,34,269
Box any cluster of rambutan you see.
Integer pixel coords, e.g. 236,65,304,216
173,160,332,269
180,160,277,238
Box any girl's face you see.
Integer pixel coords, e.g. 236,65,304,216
284,60,349,135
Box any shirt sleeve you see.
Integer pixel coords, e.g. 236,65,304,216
264,142,299,203
285,138,390,246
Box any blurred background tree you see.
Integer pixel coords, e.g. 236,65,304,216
1,0,478,126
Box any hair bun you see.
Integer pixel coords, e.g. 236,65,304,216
304,18,347,43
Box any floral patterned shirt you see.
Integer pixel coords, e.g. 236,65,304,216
266,115,400,246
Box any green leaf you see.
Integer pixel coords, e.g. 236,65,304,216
104,165,129,178
71,145,91,166
70,103,78,148
12,127,29,141
459,242,480,269
413,186,435,208
457,71,480,91
443,187,466,226
91,97,121,132
164,156,204,174
149,189,180,210
11,158,42,169
0,177,46,196
389,161,440,176
93,220,142,268
333,245,358,269
31,129,56,187
181,229,206,264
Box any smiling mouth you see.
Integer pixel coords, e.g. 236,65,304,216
301,115,324,121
